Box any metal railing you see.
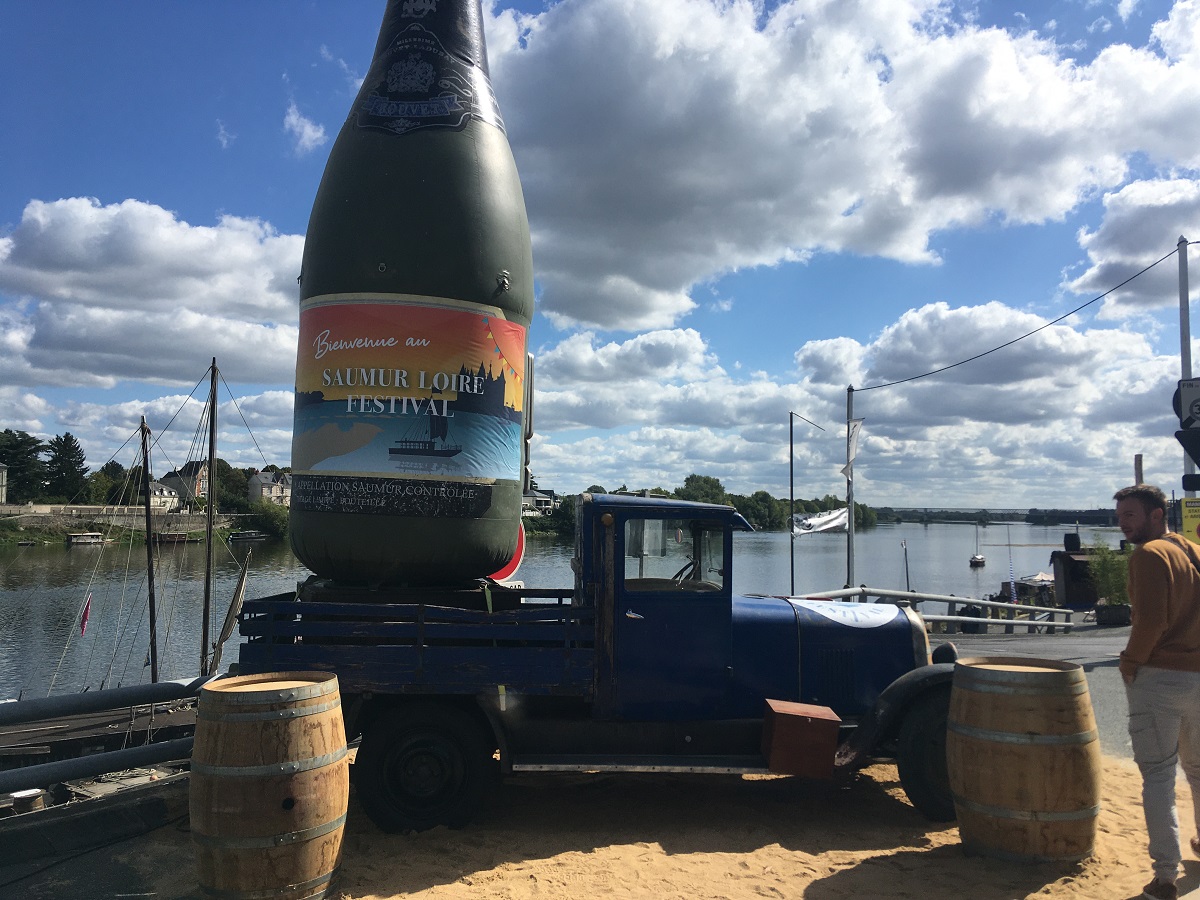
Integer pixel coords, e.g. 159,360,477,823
797,586,1073,635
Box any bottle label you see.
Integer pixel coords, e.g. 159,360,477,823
290,472,494,518
292,294,526,505
357,19,503,137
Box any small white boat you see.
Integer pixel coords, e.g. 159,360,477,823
791,507,849,535
969,524,986,567
66,533,105,545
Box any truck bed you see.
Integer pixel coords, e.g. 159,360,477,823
238,588,596,697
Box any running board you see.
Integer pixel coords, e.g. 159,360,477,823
510,754,771,774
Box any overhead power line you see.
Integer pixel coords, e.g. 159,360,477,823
858,242,1193,393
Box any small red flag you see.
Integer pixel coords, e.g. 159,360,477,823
80,593,92,636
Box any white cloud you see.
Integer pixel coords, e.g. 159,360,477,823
54,390,296,473
283,100,327,155
523,298,1181,507
216,119,235,149
0,386,51,436
0,198,302,391
1066,179,1200,314
485,0,1200,333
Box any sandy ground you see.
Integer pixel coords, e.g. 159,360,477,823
50,755,1194,900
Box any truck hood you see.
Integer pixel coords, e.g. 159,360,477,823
730,595,926,720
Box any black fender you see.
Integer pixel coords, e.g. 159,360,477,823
351,693,499,753
834,661,955,772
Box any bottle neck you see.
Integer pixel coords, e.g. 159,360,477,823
373,0,488,71
356,0,502,137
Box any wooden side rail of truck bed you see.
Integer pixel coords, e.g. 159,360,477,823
238,592,596,697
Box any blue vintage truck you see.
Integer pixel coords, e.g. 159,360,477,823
238,493,958,832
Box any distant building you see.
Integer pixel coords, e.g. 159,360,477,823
522,489,556,515
0,462,6,504
248,470,292,507
147,480,180,511
161,460,209,508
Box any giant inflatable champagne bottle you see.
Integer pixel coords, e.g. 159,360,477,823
289,0,533,586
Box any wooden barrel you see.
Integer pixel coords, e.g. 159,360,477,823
190,671,349,900
946,656,1101,863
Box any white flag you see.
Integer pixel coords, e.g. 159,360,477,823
840,418,864,479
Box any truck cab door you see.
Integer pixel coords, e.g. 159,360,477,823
611,514,732,719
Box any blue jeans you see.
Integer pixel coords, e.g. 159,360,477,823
1125,666,1200,881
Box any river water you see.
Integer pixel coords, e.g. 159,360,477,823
0,521,1121,699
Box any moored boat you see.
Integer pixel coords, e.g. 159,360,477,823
65,533,104,545
228,530,267,542
154,531,203,544
969,523,986,567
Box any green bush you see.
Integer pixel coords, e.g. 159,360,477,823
243,501,289,538
1088,538,1129,606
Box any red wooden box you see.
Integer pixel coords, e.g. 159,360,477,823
761,699,842,779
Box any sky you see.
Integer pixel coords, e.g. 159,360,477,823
2,0,1199,510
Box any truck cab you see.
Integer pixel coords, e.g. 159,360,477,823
238,493,956,833
578,494,929,724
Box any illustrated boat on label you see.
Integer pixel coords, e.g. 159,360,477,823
390,403,463,458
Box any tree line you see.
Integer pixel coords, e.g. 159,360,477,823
0,428,286,515
526,472,874,536
1,426,865,535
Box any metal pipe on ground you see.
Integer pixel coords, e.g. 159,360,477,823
0,677,216,728
0,737,194,795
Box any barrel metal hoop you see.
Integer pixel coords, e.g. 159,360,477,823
948,721,1098,745
953,793,1101,822
192,746,348,778
198,868,335,899
954,679,1089,697
193,814,346,851
202,680,336,706
197,698,341,723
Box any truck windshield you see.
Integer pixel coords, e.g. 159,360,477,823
622,517,725,592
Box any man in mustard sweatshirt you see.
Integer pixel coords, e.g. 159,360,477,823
1115,484,1200,900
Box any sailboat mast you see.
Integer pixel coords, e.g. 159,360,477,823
201,359,216,676
139,417,160,684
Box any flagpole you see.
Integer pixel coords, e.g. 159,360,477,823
788,411,825,596
789,413,795,595
846,386,855,587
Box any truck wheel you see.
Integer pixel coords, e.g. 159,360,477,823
355,704,496,833
896,687,956,822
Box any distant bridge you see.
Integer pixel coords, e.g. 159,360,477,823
883,507,1117,526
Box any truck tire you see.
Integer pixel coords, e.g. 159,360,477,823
355,704,496,833
896,687,956,822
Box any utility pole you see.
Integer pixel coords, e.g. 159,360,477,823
1181,236,1194,497
846,387,855,588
